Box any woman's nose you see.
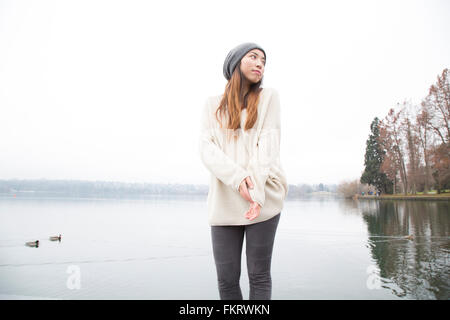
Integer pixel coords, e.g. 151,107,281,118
256,60,264,70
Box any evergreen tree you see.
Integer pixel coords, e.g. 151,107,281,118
361,117,393,193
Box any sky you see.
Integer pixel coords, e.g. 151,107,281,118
0,0,449,186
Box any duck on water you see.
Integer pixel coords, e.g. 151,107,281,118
49,234,62,241
25,240,39,248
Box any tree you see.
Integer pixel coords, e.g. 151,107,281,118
337,180,373,198
379,121,399,194
402,105,421,194
382,108,409,195
416,98,434,193
428,68,449,145
427,68,450,192
375,68,449,195
361,117,392,193
430,143,450,193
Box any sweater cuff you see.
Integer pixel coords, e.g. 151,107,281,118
248,187,265,208
234,171,250,193
247,173,267,208
253,198,264,208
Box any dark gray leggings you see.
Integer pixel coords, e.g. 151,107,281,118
210,212,281,300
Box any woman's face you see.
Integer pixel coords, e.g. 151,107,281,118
239,49,265,84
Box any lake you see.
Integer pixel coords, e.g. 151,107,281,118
0,196,448,300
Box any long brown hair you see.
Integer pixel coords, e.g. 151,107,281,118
215,61,263,142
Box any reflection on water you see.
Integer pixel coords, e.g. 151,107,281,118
0,197,448,299
357,200,449,300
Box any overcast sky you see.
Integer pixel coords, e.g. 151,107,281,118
1,0,449,186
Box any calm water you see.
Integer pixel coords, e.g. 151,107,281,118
0,196,448,300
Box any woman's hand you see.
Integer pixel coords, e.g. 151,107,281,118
245,202,261,221
239,176,261,220
239,176,254,202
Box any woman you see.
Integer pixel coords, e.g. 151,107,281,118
199,42,288,300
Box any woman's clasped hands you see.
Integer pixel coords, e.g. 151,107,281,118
239,176,261,221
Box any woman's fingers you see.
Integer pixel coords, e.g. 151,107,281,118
245,176,254,189
245,204,252,218
239,180,253,202
247,210,257,220
240,187,252,202
245,202,261,220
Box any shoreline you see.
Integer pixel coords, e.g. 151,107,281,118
357,194,450,201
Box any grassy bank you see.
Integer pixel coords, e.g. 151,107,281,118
357,192,450,201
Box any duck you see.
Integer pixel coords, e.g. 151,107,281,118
49,234,62,241
26,240,39,247
404,235,414,240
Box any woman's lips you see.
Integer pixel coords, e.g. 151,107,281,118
252,70,261,75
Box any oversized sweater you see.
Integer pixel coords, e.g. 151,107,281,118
199,87,288,226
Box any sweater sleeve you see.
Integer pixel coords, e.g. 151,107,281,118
199,97,251,192
247,89,284,208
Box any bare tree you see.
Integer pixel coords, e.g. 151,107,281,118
382,107,408,195
430,143,450,193
416,97,434,193
428,68,450,145
428,68,450,192
376,68,449,194
401,102,421,194
379,119,399,194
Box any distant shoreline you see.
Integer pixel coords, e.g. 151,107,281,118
357,194,450,201
0,179,339,199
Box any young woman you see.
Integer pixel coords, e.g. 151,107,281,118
199,42,288,300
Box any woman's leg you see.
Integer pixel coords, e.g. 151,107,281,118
210,225,245,300
245,212,281,300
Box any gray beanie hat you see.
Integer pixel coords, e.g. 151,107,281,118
223,42,266,81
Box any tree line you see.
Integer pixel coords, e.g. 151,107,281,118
0,179,209,198
361,68,449,195
0,179,337,199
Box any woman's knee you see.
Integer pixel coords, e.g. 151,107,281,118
247,255,272,276
248,270,272,288
216,260,241,283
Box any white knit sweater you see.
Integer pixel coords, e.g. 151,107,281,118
199,87,288,226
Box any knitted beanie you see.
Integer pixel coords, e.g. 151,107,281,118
223,42,266,81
